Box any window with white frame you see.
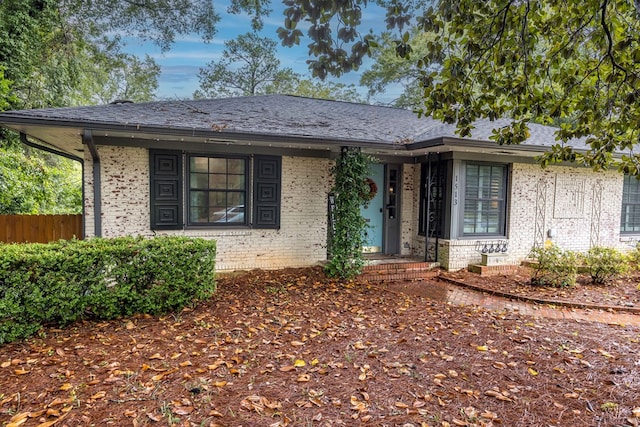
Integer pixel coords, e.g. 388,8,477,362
462,163,507,236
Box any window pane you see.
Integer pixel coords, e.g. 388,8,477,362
466,165,479,199
210,191,227,206
228,175,245,190
209,158,226,173
226,205,245,223
191,173,209,189
190,190,207,207
210,191,227,222
228,159,245,174
190,207,207,223
210,205,227,222
228,192,245,207
191,157,208,173
209,174,227,189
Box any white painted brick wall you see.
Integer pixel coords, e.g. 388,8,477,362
406,162,628,270
84,146,631,272
84,146,333,271
508,163,623,259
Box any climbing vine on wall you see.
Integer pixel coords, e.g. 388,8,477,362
325,147,373,279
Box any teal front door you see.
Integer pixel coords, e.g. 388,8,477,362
361,164,384,253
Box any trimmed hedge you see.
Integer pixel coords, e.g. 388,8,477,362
0,236,216,344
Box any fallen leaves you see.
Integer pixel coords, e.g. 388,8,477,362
484,387,515,403
349,394,370,420
151,367,179,381
89,391,106,400
1,267,638,427
240,395,283,416
296,373,311,382
5,397,73,427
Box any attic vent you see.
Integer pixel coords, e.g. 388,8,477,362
110,99,134,105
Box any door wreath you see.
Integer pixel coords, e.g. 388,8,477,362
364,178,378,201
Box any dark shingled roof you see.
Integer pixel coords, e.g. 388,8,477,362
0,94,582,149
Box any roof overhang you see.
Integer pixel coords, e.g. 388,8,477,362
0,116,571,161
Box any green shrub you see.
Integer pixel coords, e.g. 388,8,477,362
583,246,629,285
529,245,579,287
630,241,640,267
0,236,216,344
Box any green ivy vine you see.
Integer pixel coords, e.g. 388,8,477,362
325,147,373,279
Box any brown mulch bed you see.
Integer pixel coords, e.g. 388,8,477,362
0,267,639,427
441,266,640,310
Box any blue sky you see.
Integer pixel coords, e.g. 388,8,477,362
122,1,400,103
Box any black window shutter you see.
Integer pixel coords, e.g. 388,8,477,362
253,155,281,229
149,150,183,230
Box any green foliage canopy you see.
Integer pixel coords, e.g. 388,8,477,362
196,32,364,101
0,147,81,215
360,29,436,108
0,0,177,108
277,0,425,79
417,0,640,173
195,32,293,98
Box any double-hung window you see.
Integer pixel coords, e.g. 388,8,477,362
188,156,247,226
621,175,640,233
462,163,507,236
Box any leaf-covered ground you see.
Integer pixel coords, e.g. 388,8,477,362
1,267,639,427
441,267,640,309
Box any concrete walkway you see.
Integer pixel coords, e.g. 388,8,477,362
387,279,640,327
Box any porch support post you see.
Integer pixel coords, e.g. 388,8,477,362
425,153,432,262
83,130,101,237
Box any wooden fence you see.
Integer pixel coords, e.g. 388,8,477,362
0,215,83,243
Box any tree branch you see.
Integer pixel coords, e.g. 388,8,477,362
600,0,628,78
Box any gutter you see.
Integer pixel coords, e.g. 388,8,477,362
1,116,584,157
83,130,101,237
0,116,404,150
20,133,83,163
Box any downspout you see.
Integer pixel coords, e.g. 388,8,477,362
425,153,431,262
20,133,86,239
435,153,441,263
83,130,101,237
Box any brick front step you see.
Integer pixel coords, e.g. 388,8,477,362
467,264,519,277
358,261,440,282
